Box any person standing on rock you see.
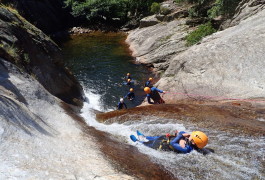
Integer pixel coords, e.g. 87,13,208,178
145,77,153,88
144,87,166,104
124,88,135,101
117,98,127,110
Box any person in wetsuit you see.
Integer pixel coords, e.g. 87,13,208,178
145,77,153,88
117,98,127,110
124,88,135,101
124,79,133,86
130,130,209,154
144,87,166,104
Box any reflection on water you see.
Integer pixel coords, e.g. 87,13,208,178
61,32,151,111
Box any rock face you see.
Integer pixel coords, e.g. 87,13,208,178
126,19,190,73
158,3,265,101
2,0,73,34
221,0,265,29
0,59,134,179
0,6,84,105
127,1,265,102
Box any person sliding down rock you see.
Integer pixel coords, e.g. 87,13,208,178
124,88,135,101
117,98,127,110
144,87,166,104
130,130,211,154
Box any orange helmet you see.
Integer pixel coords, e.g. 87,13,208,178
127,79,131,82
130,88,134,92
149,77,153,81
127,73,130,76
144,87,151,94
190,131,208,149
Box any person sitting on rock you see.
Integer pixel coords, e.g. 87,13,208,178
117,98,127,110
124,88,135,101
144,87,165,104
145,77,153,87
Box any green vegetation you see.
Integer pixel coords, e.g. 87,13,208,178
174,0,241,45
174,0,241,18
150,2,160,14
186,22,216,46
5,44,19,59
64,0,163,26
207,0,242,18
23,53,30,64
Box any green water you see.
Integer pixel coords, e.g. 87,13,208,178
61,32,151,111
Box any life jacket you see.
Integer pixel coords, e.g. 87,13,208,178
157,136,191,152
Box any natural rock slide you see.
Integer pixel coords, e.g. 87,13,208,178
1,0,265,179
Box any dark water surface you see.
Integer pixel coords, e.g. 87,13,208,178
61,32,151,111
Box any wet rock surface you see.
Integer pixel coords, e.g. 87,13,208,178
97,101,265,137
0,59,139,179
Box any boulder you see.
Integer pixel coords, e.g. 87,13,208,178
126,19,189,73
158,7,265,101
139,15,160,28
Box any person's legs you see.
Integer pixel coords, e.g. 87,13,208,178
145,136,161,141
130,135,138,142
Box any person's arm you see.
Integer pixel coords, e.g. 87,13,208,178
151,87,164,93
170,134,191,153
178,131,189,136
170,140,191,153
124,92,129,99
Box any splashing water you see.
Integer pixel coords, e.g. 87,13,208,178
82,90,265,180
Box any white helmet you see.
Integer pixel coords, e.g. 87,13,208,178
120,98,124,103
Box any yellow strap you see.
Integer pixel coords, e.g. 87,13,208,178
158,144,163,150
159,139,167,150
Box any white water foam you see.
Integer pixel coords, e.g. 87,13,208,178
81,90,265,180
81,91,186,143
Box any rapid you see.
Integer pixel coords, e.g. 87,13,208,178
61,32,265,180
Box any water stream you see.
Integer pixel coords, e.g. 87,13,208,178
61,32,265,180
61,32,151,111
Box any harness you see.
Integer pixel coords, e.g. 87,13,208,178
158,136,190,152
